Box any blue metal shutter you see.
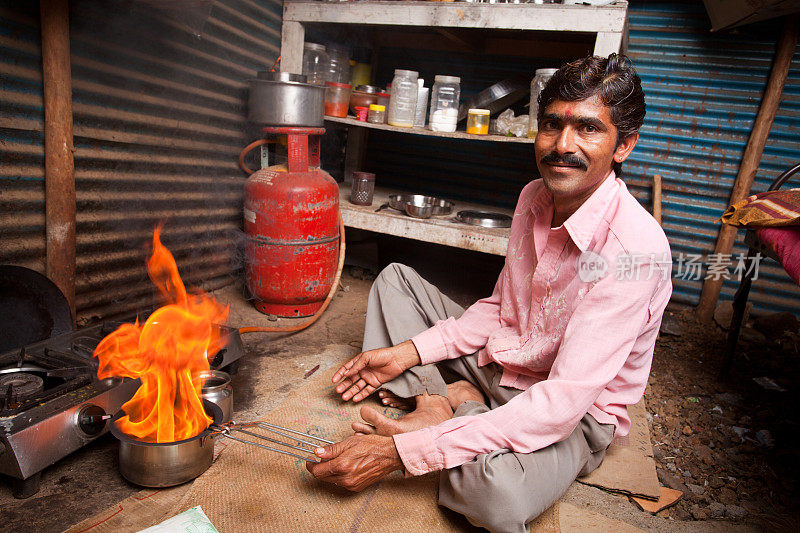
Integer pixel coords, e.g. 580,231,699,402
626,1,800,312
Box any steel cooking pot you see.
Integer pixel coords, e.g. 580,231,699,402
248,71,325,126
196,370,233,424
111,401,223,488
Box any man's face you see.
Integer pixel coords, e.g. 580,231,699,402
534,94,637,201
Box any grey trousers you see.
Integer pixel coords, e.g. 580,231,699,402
364,263,615,533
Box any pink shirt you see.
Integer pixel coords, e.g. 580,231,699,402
393,173,672,476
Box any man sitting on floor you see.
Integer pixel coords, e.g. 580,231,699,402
307,53,672,533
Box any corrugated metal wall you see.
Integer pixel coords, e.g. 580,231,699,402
625,1,800,312
361,1,799,314
0,0,281,322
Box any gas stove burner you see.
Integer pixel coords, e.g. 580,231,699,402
0,372,45,401
71,337,100,358
0,318,244,499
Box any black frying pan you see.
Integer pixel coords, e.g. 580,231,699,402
0,265,73,353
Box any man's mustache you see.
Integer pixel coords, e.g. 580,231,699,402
540,152,588,170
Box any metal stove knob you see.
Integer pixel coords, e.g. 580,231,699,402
77,404,111,436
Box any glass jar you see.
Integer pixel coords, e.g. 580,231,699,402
302,43,329,86
428,75,460,133
528,68,558,138
368,104,386,124
387,69,418,127
466,108,490,135
324,81,351,118
350,172,376,206
327,45,351,85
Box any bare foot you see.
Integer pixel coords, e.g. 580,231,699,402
377,390,415,410
351,393,453,436
446,380,485,411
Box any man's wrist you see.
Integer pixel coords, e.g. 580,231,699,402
376,435,404,472
394,340,421,371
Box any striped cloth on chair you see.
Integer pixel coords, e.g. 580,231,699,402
721,188,800,227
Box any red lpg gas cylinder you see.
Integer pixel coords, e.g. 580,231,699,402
244,127,339,317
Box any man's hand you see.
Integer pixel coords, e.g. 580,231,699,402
332,340,421,402
305,434,403,492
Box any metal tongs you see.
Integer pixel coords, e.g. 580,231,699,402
210,421,333,463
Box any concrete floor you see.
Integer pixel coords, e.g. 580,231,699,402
0,259,758,532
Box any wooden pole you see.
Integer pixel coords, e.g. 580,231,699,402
696,15,798,322
40,0,76,322
653,174,662,226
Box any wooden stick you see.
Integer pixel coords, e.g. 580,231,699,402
696,15,798,322
40,0,76,323
653,174,662,226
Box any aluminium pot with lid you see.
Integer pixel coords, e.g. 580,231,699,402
248,71,325,127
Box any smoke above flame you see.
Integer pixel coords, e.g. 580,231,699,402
94,226,229,443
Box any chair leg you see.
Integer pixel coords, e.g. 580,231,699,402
721,249,757,377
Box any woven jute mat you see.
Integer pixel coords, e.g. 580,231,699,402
170,361,471,532
67,345,644,532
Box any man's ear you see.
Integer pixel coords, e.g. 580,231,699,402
614,133,639,164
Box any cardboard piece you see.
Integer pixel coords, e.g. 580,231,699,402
64,484,193,533
702,0,800,31
558,502,644,532
630,487,683,514
577,400,661,500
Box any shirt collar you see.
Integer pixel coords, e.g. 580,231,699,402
529,171,618,253
562,171,618,252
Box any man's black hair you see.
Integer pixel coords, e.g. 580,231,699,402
537,53,646,175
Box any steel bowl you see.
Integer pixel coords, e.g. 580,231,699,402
389,194,454,216
404,201,434,219
248,72,325,126
457,76,529,122
111,401,223,488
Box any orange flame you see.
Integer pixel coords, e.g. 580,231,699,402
94,226,229,443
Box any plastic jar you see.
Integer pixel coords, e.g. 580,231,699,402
368,104,386,124
428,75,460,133
377,92,390,110
324,81,352,117
355,106,368,121
302,43,330,86
387,69,418,127
327,45,351,85
350,172,376,206
466,109,490,135
528,68,558,138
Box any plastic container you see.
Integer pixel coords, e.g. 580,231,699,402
368,104,386,124
324,81,352,117
387,69,419,127
414,79,429,127
528,68,558,138
302,43,330,86
351,62,371,87
350,172,376,206
355,106,368,121
466,108,490,135
327,45,351,85
429,75,460,133
377,92,390,110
